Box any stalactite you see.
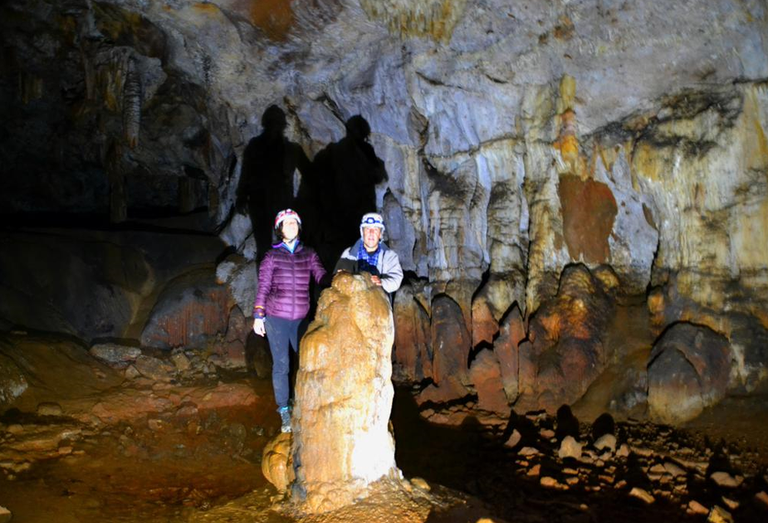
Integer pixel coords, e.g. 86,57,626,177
359,0,467,42
122,56,141,149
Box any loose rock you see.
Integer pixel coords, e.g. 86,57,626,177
663,461,686,478
504,429,521,448
594,433,617,453
710,471,743,488
629,487,655,504
707,505,733,523
558,436,583,459
540,476,559,488
687,499,708,515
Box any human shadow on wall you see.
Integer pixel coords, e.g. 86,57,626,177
298,115,387,269
236,105,311,261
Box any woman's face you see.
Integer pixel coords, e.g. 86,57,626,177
281,218,299,241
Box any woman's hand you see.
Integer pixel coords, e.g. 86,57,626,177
253,318,266,337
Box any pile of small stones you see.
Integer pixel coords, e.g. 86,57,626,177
90,343,236,384
500,408,768,522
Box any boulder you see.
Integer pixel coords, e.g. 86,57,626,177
134,355,172,381
292,272,402,513
140,268,231,350
648,322,731,424
89,343,142,367
215,254,257,320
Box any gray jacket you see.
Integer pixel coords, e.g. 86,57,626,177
334,239,403,294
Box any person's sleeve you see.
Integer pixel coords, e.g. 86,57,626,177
333,248,354,274
310,251,328,286
380,251,403,294
253,253,275,318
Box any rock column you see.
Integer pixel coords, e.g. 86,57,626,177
292,272,399,514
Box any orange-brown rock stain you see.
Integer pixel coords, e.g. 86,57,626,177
553,16,575,40
247,0,295,42
557,175,618,264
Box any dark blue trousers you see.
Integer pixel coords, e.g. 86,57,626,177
265,316,303,408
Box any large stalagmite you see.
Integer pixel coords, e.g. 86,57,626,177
291,272,400,514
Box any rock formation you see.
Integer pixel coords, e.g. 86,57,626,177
647,323,732,424
291,272,402,514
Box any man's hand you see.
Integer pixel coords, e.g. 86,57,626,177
253,318,266,336
370,275,382,286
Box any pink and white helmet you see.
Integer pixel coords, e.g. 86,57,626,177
274,209,302,229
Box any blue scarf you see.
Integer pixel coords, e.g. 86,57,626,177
278,240,298,254
357,242,380,275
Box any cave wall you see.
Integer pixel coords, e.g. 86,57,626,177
2,0,767,417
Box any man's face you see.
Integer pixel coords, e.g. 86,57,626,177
362,226,382,252
281,218,299,242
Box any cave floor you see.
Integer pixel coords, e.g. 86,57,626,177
1,337,768,522
0,379,282,523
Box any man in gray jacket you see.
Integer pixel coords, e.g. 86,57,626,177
334,213,403,294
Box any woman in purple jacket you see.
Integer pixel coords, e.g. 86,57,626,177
253,209,326,433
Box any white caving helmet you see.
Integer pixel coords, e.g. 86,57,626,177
359,212,385,238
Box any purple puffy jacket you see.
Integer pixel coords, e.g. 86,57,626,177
254,243,327,321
